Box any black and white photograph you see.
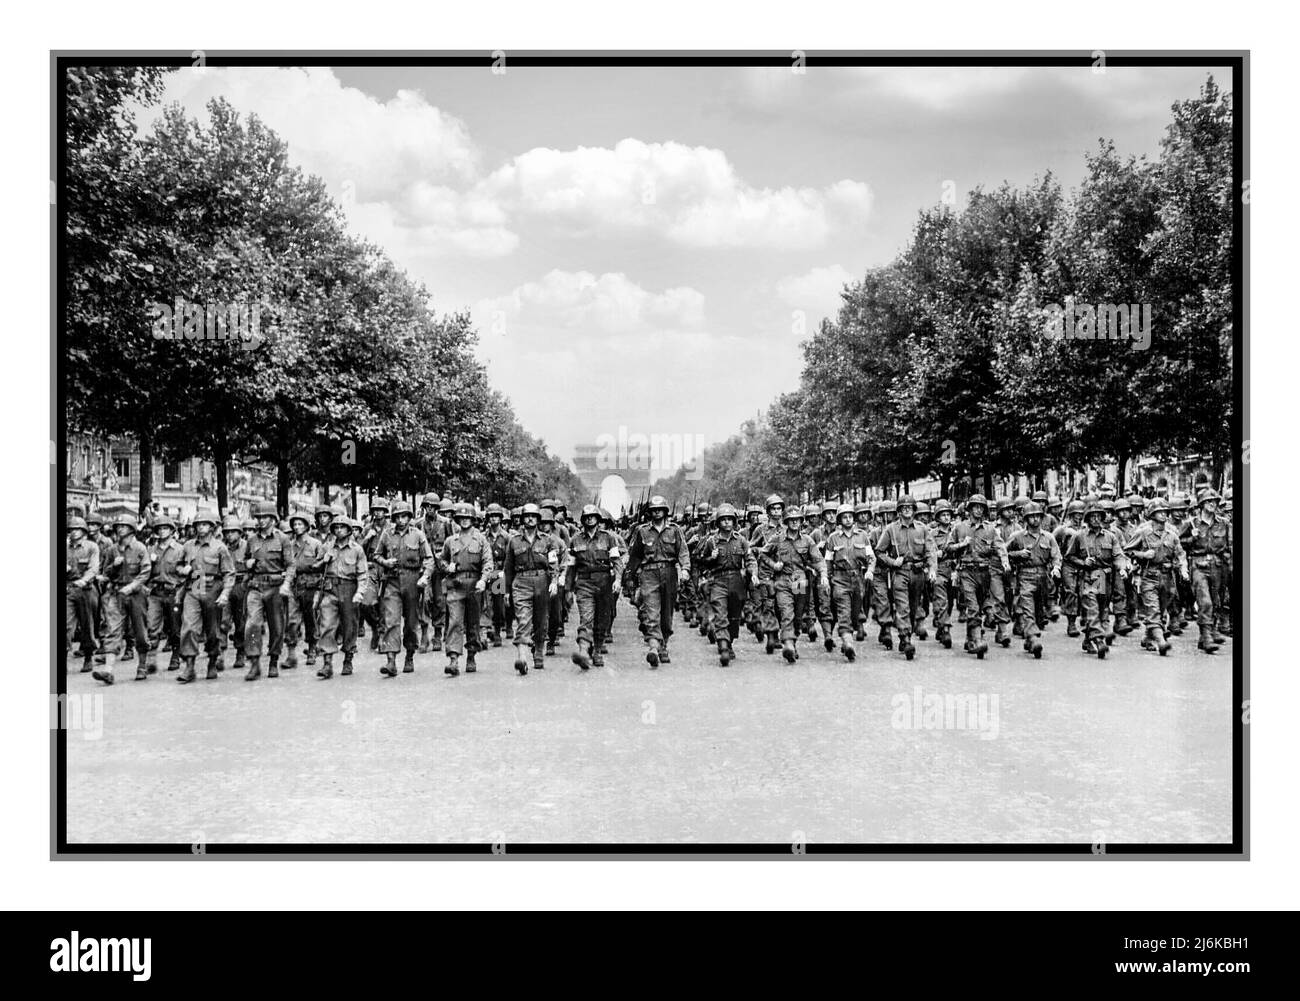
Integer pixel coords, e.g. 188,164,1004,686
52,49,1245,857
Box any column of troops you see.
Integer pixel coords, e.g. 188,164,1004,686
64,483,1233,683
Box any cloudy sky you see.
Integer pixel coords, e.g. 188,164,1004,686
141,62,1220,469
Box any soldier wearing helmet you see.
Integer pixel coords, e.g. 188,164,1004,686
90,514,152,685
240,500,296,681
65,516,101,674
1053,500,1087,634
624,494,691,668
748,494,787,650
313,504,336,542
434,502,493,676
284,509,328,672
481,503,512,647
1108,497,1141,638
868,501,898,651
694,503,758,666
992,498,1021,646
875,495,937,661
1123,499,1188,657
372,500,435,677
946,494,1011,658
928,499,959,648
175,509,237,683
358,499,391,652
143,513,185,675
503,503,559,675
757,503,828,663
1179,488,1231,653
823,502,875,661
562,504,621,669
1004,503,1062,659
217,514,250,676
314,515,368,678
1062,502,1124,659
419,494,451,656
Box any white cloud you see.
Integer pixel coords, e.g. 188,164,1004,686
482,138,872,249
776,264,854,317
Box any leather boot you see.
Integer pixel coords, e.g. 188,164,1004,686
267,659,280,678
244,656,261,681
341,654,353,676
430,627,443,652
317,654,333,679
717,639,731,666
92,653,116,686
445,654,460,677
1197,625,1219,654
419,625,431,653
1066,615,1080,637
177,657,197,684
571,640,592,671
403,650,415,673
782,638,797,664
465,651,477,673
381,652,398,677
206,654,221,679
514,644,529,675
646,639,660,668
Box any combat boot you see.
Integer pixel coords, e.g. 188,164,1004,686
571,640,592,671
717,639,732,666
341,654,353,676
306,645,318,667
877,625,893,650
381,652,398,677
899,635,915,661
369,630,380,652
205,654,220,680
403,650,415,673
317,654,333,679
445,654,460,678
121,647,134,662
167,649,180,671
1152,627,1172,657
244,656,261,682
854,626,866,642
177,657,197,684
1197,626,1220,654
491,630,502,648
937,625,952,649
533,650,545,672
1025,635,1043,659
1211,625,1229,645
430,627,443,652
915,625,929,641
823,632,836,653
80,653,94,673
995,623,1012,648
92,653,116,686
283,645,298,669
842,637,856,662
764,632,777,655
267,659,280,678
782,638,797,664
231,648,245,673
466,651,477,673
514,644,529,675
591,646,605,667
646,640,660,668
419,625,431,653
659,644,671,664
545,639,556,656
1114,614,1134,636
1066,616,1080,637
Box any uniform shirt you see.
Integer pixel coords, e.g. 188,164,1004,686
503,530,558,591
225,536,250,580
1064,527,1122,572
1005,527,1063,574
760,530,827,580
288,531,329,580
148,536,186,590
626,521,691,577
564,527,621,577
421,514,451,554
66,536,100,587
179,536,236,599
323,537,369,580
930,522,959,565
486,526,511,577
1126,523,1187,575
869,523,895,576
1180,513,1232,564
824,527,875,576
877,520,938,576
108,535,152,593
375,525,434,576
89,532,116,584
699,530,758,577
246,529,296,585
361,518,389,560
948,519,1012,572
441,528,494,586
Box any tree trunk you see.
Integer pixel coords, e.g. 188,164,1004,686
214,436,231,514
1115,451,1130,494
939,470,952,499
983,472,994,498
137,431,154,516
350,484,358,518
276,458,290,517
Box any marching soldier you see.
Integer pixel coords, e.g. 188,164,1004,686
823,502,874,661
220,514,249,674
176,509,236,683
759,506,828,664
1054,500,1086,636
624,494,691,668
1180,489,1231,654
484,503,512,646
145,514,185,674
440,502,493,677
65,516,100,673
540,505,568,655
360,498,391,650
1004,502,1062,659
929,499,958,648
242,500,295,681
875,495,937,660
564,504,621,669
373,501,434,677
750,494,786,652
696,503,758,666
948,494,1011,658
503,503,558,675
869,500,896,649
995,498,1019,643
1063,501,1124,659
285,510,327,669
93,513,152,684
1124,500,1188,656
419,495,450,653
316,515,368,679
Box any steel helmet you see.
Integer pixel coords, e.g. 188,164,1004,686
486,503,505,517
68,516,88,532
1098,499,1115,515
192,508,219,528
240,517,256,531
392,501,413,517
510,506,523,519
452,502,475,520
370,497,391,513
421,493,440,508
314,504,334,517
932,499,953,515
154,514,176,530
1084,501,1104,519
714,503,738,523
521,503,540,519
746,504,762,517
1112,498,1131,514
821,500,838,515
1197,489,1222,507
580,504,601,522
836,503,855,519
1032,490,1049,504
1047,496,1064,510
647,495,670,513
253,500,278,519
1022,502,1044,517
1014,493,1031,509
1099,483,1117,497
916,501,931,516
539,506,556,523
114,513,138,532
438,499,454,515
599,508,613,523
1066,499,1086,517
1148,499,1168,516
897,494,917,511
996,497,1015,513
764,493,784,510
782,506,803,523
289,509,311,526
880,500,896,515
221,515,242,532
86,511,105,526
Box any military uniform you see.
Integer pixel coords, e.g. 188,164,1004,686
99,521,152,678
1063,511,1123,657
316,520,368,675
948,498,1011,656
822,512,874,657
243,516,296,675
759,522,827,662
876,506,936,657
564,511,621,668
1005,510,1062,656
65,524,100,669
373,511,434,670
1180,494,1231,652
697,509,757,664
503,521,558,671
1125,509,1187,655
285,523,328,667
145,524,185,672
177,522,236,680
624,504,691,664
440,516,493,671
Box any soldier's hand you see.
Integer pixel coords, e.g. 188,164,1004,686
278,583,291,597
417,576,430,589
771,560,784,572
216,594,228,607
1051,569,1061,580
475,579,486,593
677,567,688,585
548,580,558,597
245,558,256,570
927,569,937,583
